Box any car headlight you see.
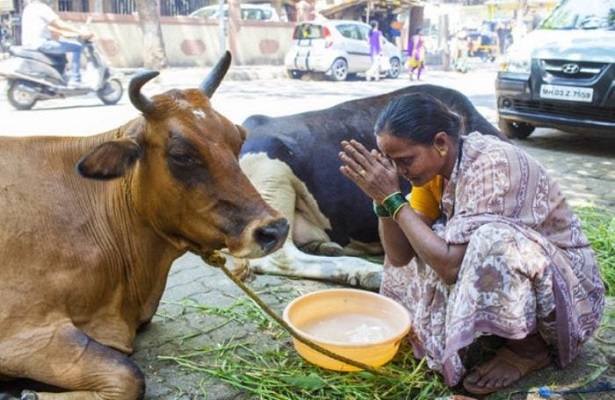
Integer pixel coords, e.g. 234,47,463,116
499,46,531,73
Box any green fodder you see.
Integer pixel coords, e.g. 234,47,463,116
160,296,451,400
576,206,615,296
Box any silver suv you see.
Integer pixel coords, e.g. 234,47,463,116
284,20,402,81
495,0,615,139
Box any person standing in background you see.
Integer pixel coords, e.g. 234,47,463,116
407,28,426,80
366,20,384,81
389,19,403,49
295,0,314,22
496,21,508,55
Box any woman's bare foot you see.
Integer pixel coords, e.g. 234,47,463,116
462,334,551,395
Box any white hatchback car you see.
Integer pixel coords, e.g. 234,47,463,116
284,20,402,81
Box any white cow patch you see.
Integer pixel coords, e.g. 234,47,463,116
192,109,206,119
174,99,206,120
238,153,383,289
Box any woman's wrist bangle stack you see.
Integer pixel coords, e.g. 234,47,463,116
382,192,408,221
372,201,391,219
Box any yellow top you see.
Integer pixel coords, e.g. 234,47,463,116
409,175,443,221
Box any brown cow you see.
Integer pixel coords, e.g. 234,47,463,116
0,52,288,400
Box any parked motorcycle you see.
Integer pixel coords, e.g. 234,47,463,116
0,37,123,110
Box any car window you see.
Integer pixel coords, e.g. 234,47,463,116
191,8,218,18
190,6,275,20
243,9,261,20
540,0,615,30
337,24,361,41
356,25,370,41
294,23,324,39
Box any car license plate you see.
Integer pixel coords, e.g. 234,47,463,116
539,84,593,103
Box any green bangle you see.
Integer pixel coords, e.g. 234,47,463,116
382,192,408,221
373,201,391,218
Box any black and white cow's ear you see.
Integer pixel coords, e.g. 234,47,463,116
76,138,142,180
236,125,248,141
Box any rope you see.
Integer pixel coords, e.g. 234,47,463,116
595,324,615,345
201,251,398,378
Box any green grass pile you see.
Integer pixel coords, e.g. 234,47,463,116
160,296,451,400
576,206,615,296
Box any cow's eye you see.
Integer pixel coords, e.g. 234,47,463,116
168,134,201,167
169,151,200,166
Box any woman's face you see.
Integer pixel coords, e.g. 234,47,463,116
376,131,445,187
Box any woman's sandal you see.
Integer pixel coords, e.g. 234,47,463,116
462,346,551,395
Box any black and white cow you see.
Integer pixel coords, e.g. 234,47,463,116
238,84,507,290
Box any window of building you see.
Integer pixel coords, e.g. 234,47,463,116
58,0,89,12
110,0,136,14
161,0,209,16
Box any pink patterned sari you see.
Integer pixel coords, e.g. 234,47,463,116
380,133,605,386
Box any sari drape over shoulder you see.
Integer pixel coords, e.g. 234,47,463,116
380,132,605,386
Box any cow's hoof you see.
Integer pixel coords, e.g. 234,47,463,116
359,271,382,291
20,391,38,400
299,241,344,256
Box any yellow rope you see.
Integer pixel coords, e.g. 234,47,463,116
201,251,398,378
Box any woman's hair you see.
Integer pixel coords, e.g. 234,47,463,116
374,93,464,144
370,20,379,30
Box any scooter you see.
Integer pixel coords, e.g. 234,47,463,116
0,36,123,110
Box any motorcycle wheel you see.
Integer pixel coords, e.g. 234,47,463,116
7,80,38,111
97,78,123,105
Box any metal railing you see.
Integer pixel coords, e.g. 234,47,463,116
52,0,210,16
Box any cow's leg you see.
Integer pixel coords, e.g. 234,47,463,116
0,324,144,400
252,243,382,290
239,154,383,289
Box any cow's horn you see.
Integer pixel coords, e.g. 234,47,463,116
128,70,159,114
199,51,232,98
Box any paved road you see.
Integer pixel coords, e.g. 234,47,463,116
0,66,613,400
2,66,613,212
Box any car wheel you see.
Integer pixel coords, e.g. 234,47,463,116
329,58,348,81
287,70,304,79
387,57,401,79
498,119,535,139
7,80,38,110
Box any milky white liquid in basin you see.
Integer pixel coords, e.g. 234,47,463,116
302,313,395,344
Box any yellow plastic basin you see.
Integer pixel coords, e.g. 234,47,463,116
283,288,411,371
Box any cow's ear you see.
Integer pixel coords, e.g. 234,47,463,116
76,138,142,180
236,125,247,141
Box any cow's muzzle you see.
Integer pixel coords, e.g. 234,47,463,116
229,216,288,259
254,217,289,255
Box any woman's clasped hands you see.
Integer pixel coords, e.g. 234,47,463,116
338,140,400,203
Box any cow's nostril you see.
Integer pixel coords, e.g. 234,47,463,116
255,219,289,253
